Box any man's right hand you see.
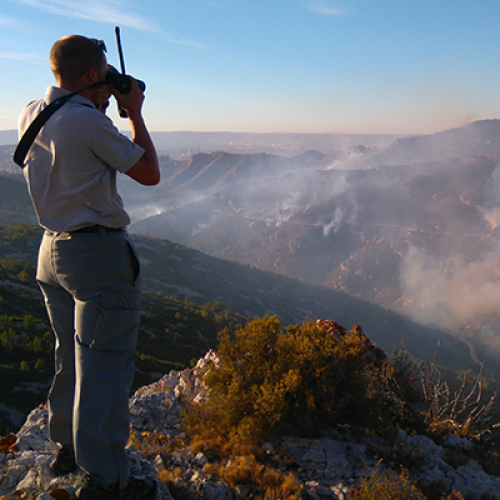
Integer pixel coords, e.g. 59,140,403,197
112,76,160,186
111,75,145,118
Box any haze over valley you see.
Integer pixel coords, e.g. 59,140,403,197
3,121,500,358
118,120,500,352
5,121,500,432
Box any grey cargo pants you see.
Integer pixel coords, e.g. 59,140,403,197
36,228,142,489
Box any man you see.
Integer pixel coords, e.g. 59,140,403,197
17,35,160,500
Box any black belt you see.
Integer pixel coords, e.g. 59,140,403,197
69,225,124,234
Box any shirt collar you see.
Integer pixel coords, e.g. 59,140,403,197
45,86,95,109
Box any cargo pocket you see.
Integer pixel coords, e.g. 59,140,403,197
76,292,143,351
126,237,141,285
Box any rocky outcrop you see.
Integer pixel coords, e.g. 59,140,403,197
1,350,500,499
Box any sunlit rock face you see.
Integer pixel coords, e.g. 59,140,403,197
2,350,500,500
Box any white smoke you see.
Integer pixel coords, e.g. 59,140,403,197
400,246,500,335
236,172,350,226
127,204,164,223
483,163,500,230
484,208,500,230
323,207,344,236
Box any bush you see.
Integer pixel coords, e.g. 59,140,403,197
422,358,498,439
186,317,388,444
348,469,467,499
372,344,427,434
184,316,499,449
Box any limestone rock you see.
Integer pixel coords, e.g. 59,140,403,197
2,350,500,500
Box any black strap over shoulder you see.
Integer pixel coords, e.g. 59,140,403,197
13,82,104,168
13,94,74,168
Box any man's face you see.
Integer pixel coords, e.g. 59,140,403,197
97,54,108,81
92,55,111,110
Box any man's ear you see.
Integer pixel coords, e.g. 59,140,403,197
88,65,100,83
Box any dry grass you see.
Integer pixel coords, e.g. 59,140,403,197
131,425,302,500
348,468,426,500
420,343,499,439
348,468,466,500
192,425,302,500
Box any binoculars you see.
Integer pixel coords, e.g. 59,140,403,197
105,67,146,95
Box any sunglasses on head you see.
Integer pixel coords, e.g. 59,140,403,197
80,39,107,76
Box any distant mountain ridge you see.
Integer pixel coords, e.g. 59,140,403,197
3,119,500,369
123,120,500,349
367,119,500,166
159,150,337,195
0,129,401,157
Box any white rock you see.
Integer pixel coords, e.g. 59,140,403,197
3,351,500,500
0,464,28,492
442,435,473,449
15,468,39,492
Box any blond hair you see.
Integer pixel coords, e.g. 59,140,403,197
50,35,105,83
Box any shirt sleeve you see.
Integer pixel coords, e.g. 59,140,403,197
90,114,146,173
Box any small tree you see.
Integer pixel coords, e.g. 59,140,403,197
186,317,385,444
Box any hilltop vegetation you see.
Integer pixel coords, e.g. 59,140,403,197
0,173,36,225
1,222,500,443
147,317,500,499
0,224,247,434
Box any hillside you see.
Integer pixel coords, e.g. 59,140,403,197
367,119,500,166
0,173,36,225
131,154,500,339
117,121,500,349
0,224,245,434
0,223,496,436
4,123,500,349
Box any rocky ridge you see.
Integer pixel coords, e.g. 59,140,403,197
1,351,500,499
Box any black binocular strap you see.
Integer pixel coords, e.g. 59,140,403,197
13,93,75,168
13,82,104,168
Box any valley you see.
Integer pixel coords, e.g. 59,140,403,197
127,145,500,348
3,122,500,433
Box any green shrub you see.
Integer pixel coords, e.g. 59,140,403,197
186,317,387,444
371,345,427,434
184,316,498,449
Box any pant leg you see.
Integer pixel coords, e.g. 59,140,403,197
73,292,140,488
38,281,76,448
36,233,77,449
47,231,142,489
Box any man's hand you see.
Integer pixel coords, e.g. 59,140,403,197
110,74,145,118
109,72,160,186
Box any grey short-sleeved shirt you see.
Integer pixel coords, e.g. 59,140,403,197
18,86,145,232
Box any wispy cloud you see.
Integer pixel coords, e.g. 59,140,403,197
9,0,206,49
306,1,345,17
10,0,161,32
0,50,44,62
0,14,30,29
163,35,207,50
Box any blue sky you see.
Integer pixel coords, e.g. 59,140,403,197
2,0,500,134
